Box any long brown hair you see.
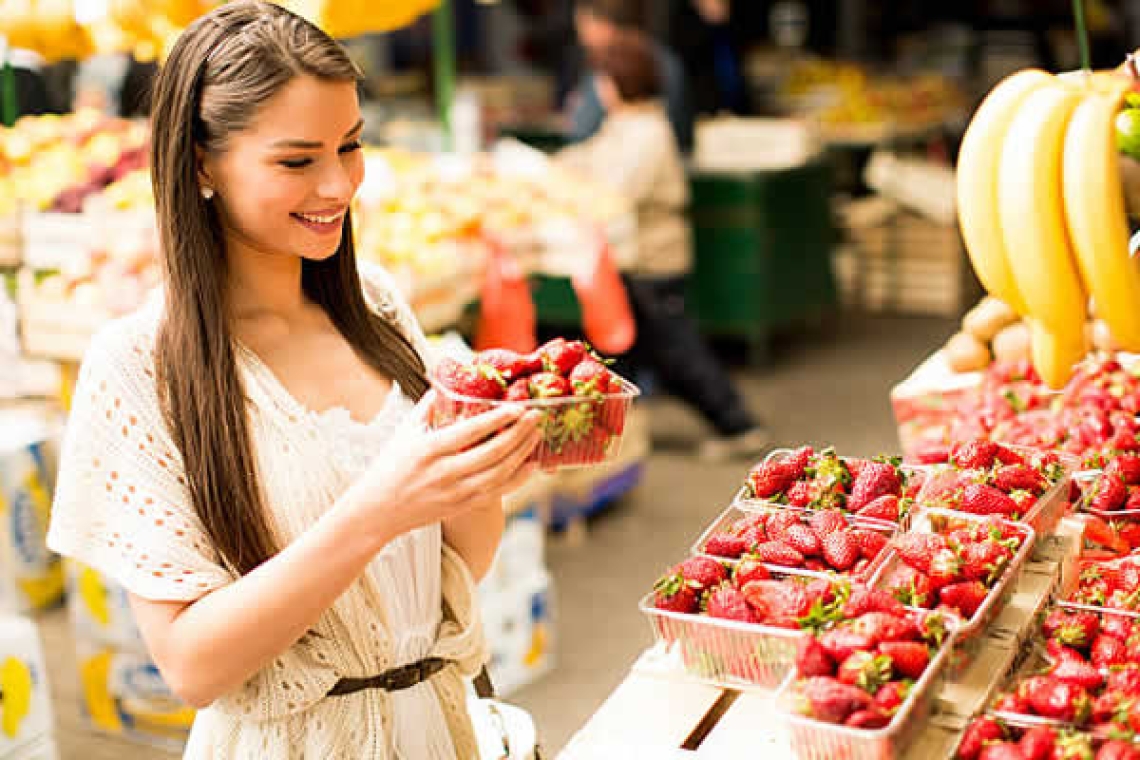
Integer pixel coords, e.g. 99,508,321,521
150,1,428,577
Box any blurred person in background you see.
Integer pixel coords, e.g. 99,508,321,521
669,0,752,116
557,32,769,460
569,0,693,153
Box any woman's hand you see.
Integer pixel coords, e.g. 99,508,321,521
346,392,542,544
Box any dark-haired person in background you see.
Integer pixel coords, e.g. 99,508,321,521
568,0,693,152
557,32,768,460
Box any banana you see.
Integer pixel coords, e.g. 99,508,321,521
1062,89,1140,351
957,69,1054,315
997,81,1087,336
1029,319,1088,389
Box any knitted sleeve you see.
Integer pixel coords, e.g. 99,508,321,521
47,316,232,601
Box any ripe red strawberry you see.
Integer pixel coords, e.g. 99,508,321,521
795,636,836,677
435,356,506,399
704,531,749,559
1020,676,1092,723
732,556,770,588
1043,610,1101,649
992,693,1028,714
504,378,532,401
818,628,877,663
652,572,699,613
994,444,1026,465
766,510,802,541
1045,640,1084,664
1108,455,1140,487
851,529,889,561
1049,657,1104,691
958,716,1006,760
978,744,1028,760
1092,635,1128,668
822,531,860,571
527,372,570,398
953,439,1000,469
786,479,818,507
939,581,989,618
792,676,872,724
706,583,758,623
873,680,911,716
539,338,587,375
857,494,901,522
1090,475,1129,512
851,611,919,645
1017,726,1056,760
1096,740,1140,760
895,534,948,573
1102,614,1136,641
754,541,804,567
1107,664,1140,693
960,541,1013,584
784,524,822,557
676,556,727,593
1090,690,1127,724
993,464,1048,495
568,358,615,396
844,708,891,729
810,510,848,538
961,483,1020,516
837,650,893,693
1050,732,1094,760
741,580,810,627
848,461,901,512
841,585,907,618
879,641,930,679
1124,488,1140,512
747,460,799,499
784,446,815,478
476,349,540,382
805,559,829,572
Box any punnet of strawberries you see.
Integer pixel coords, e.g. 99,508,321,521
430,338,635,468
783,603,953,730
918,438,1069,522
986,606,1140,747
696,505,895,579
1079,456,1140,515
741,446,921,523
875,513,1030,622
955,715,1130,760
1081,512,1140,560
1070,557,1140,612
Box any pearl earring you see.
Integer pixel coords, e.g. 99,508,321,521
201,187,214,200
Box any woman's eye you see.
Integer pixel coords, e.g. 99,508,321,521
339,140,363,154
280,157,313,169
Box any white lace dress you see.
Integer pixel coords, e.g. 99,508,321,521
47,266,489,758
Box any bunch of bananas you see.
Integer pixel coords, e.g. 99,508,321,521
957,69,1140,389
279,0,439,39
0,0,93,63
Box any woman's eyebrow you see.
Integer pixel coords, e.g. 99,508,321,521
268,119,364,150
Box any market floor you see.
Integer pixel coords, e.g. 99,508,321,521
39,313,955,758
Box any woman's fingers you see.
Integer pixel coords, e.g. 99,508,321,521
441,412,541,475
427,404,525,455
452,425,542,499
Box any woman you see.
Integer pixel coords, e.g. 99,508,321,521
557,31,768,460
47,3,541,757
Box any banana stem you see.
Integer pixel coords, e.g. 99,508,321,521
1073,0,1091,72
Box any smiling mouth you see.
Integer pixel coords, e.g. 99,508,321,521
292,210,344,224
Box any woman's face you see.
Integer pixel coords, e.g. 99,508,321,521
200,75,364,262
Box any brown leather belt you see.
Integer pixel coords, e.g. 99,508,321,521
327,657,451,696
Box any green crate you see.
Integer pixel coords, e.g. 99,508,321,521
531,275,581,326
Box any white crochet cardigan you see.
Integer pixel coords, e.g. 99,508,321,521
47,266,488,758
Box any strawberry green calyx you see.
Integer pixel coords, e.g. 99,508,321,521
919,612,948,648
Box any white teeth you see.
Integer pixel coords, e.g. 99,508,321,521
296,212,341,224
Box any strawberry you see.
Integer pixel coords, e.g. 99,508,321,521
1108,454,1140,487
857,494,901,522
1102,614,1136,641
741,580,809,627
705,531,749,559
895,534,948,573
837,650,893,694
786,480,818,507
528,371,572,398
1049,658,1104,691
928,546,966,589
1090,690,1127,724
1017,726,1056,760
810,510,848,538
1125,488,1140,512
568,358,615,396
961,483,1020,517
792,676,872,724
766,510,802,541
1043,610,1101,649
939,581,989,618
1045,640,1084,663
1092,635,1128,668
1090,475,1129,512
844,708,891,729
476,349,540,382
1106,664,1140,693
1051,732,1094,760
538,338,587,375
818,628,876,663
993,693,1029,714
873,680,911,715
754,541,804,567
852,529,889,561
1097,740,1140,760
822,531,860,571
795,636,836,677
785,524,823,557
960,541,1013,585
879,641,930,679
995,444,1026,465
784,446,815,478
842,585,907,618
978,743,1028,760
848,461,902,512
706,583,758,623
1021,676,1092,723
993,464,1048,495
851,611,919,644
435,356,506,399
676,556,727,593
953,439,1001,469
732,556,770,588
805,559,829,572
958,716,1006,760
747,460,798,499
652,572,699,613
504,378,532,401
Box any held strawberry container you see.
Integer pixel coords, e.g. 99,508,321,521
429,372,640,470
773,612,961,760
691,502,898,582
869,508,1035,649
